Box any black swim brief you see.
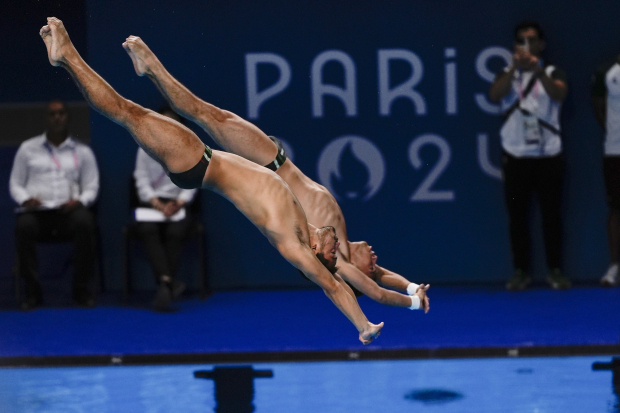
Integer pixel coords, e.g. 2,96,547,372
169,145,212,189
264,136,287,171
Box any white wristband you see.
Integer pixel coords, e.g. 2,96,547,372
409,295,421,310
406,283,420,295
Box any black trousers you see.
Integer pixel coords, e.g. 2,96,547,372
136,218,193,282
15,207,96,298
502,152,564,272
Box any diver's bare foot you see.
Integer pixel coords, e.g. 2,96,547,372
359,321,384,345
122,36,155,77
40,17,74,67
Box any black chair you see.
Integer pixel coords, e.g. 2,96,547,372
122,177,209,301
13,205,105,303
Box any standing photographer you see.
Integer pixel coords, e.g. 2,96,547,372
489,21,570,291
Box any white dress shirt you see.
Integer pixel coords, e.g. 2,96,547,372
133,148,197,204
9,133,100,208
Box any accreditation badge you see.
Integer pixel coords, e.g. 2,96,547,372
523,113,543,145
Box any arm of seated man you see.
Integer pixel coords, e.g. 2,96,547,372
22,198,42,210
163,198,186,217
60,199,83,212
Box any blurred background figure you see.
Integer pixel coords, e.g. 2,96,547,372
132,106,198,311
9,99,100,310
488,21,570,291
592,53,620,287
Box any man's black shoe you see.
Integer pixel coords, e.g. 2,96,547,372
170,279,186,300
506,269,531,291
153,282,172,312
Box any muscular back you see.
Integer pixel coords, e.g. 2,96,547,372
277,161,351,260
202,150,311,249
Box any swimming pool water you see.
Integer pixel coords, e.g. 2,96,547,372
0,356,616,413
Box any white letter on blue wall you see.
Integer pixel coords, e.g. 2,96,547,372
378,49,426,116
246,53,291,119
311,50,357,118
445,48,458,115
474,46,511,115
477,133,502,180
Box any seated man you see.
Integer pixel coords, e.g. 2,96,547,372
133,106,198,311
9,99,99,309
122,36,430,312
40,17,388,343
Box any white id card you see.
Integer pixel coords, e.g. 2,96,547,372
523,113,543,145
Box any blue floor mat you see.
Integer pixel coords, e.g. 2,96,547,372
0,286,618,357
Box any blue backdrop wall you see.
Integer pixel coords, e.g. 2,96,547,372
3,0,620,290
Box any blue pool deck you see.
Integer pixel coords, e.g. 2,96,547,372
0,285,618,364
